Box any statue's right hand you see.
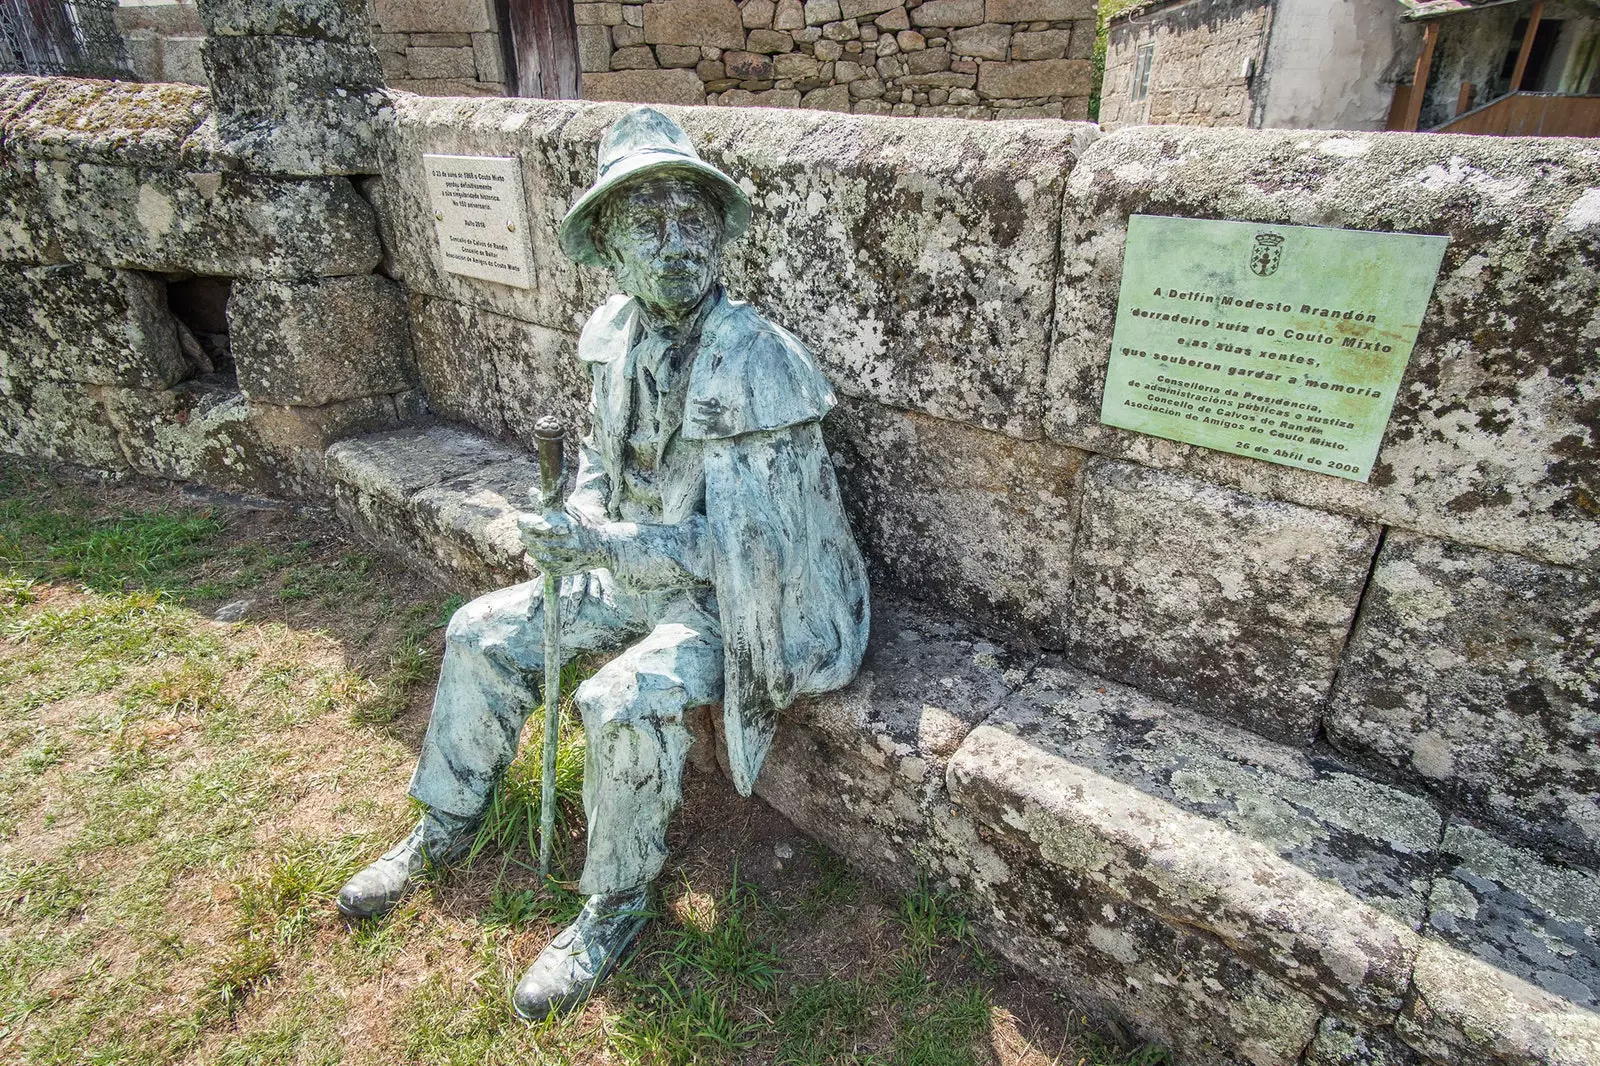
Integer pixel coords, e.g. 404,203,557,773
518,511,604,576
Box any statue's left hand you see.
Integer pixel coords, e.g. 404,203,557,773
518,511,606,576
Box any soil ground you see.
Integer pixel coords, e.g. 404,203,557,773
0,459,1167,1066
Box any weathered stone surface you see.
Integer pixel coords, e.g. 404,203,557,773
230,276,416,406
1003,664,1442,929
384,97,1096,436
839,0,900,16
1049,126,1600,568
0,378,126,471
96,381,321,498
200,36,390,175
654,43,701,66
0,264,186,390
374,0,493,33
0,162,61,263
949,23,1009,59
985,0,1092,19
724,50,774,78
253,392,424,488
910,0,984,26
577,24,613,71
745,28,795,52
824,397,1083,644
963,865,1325,1066
689,107,1096,436
197,0,372,40
1426,824,1598,1012
643,0,747,48
1010,28,1069,59
800,84,851,110
804,0,842,24
28,162,381,278
609,44,660,68
574,2,624,25
1400,937,1600,1066
1327,533,1600,863
4,77,210,169
741,0,775,27
407,294,588,449
947,681,1425,1027
582,68,708,104
1305,1017,1427,1066
325,423,530,588
407,45,478,78
977,57,1090,97
1068,458,1379,743
408,456,543,585
755,598,1024,891
472,31,505,81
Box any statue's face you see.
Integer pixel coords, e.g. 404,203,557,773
598,175,723,321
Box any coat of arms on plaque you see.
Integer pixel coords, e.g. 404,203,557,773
1250,232,1284,277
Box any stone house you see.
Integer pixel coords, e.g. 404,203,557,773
107,0,1095,117
1099,0,1600,133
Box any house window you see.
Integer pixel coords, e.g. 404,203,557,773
1132,43,1155,101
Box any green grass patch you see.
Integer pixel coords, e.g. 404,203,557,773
0,462,1169,1066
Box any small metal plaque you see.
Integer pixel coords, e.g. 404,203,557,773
423,153,535,289
1099,215,1448,482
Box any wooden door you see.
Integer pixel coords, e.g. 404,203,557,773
497,0,581,99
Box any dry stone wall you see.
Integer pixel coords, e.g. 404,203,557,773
0,74,419,494
0,77,1596,1066
578,0,1096,118
1099,0,1273,130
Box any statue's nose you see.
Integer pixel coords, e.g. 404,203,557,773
661,217,691,252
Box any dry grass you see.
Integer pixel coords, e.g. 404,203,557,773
0,460,1166,1066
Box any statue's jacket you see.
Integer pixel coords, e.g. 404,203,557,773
568,289,871,796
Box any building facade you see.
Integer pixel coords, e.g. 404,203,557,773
1100,0,1600,133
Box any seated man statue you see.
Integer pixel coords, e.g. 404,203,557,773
336,106,871,1021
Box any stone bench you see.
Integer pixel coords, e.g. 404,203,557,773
322,420,1599,1066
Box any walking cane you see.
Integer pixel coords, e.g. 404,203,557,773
532,416,567,885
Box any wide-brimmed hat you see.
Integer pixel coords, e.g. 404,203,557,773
558,107,751,266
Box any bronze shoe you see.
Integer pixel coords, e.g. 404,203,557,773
512,887,650,1022
336,812,472,919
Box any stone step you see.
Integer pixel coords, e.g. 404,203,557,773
762,624,1600,1066
323,422,541,590
318,420,1598,1066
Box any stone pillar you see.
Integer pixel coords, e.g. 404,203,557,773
195,0,391,175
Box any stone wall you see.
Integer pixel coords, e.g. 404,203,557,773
0,68,416,494
115,0,512,96
1099,0,1271,129
371,0,510,96
115,0,208,85
578,0,1096,118
113,0,1090,116
0,79,1596,1066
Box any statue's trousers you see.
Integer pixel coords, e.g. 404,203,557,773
408,571,722,895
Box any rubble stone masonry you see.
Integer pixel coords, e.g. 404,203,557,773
1099,0,1272,129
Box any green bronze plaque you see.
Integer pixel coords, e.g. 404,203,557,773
1099,215,1448,482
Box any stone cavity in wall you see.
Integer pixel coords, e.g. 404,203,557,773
0,74,422,496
